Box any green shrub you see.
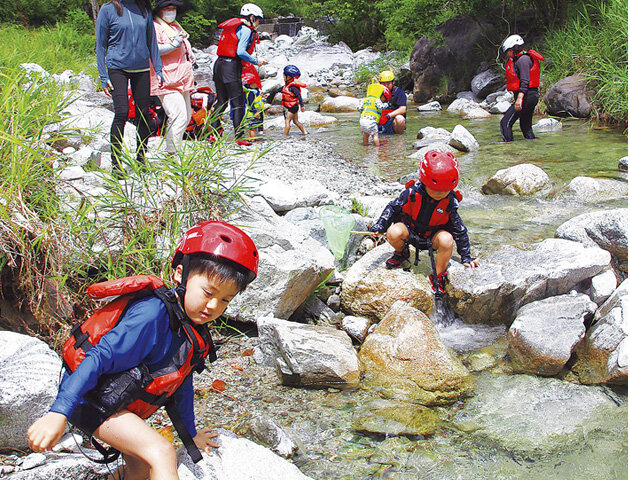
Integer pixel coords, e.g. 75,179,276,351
64,8,94,35
179,12,216,47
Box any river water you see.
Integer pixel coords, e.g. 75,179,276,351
215,108,628,479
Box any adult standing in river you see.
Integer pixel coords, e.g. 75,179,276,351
96,0,164,171
211,3,265,146
500,34,545,142
150,0,195,156
378,70,407,134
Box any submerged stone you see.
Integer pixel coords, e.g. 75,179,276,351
353,399,441,436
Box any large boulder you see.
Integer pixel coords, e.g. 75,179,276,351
319,95,361,113
470,69,503,98
226,195,335,323
252,177,339,213
340,243,434,321
481,163,551,196
0,332,62,450
177,429,314,479
359,301,474,405
257,317,360,388
448,124,479,152
544,74,593,118
573,280,628,384
448,238,612,324
563,176,628,202
555,208,628,274
508,292,596,375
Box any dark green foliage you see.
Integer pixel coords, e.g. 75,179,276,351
0,0,83,25
179,11,215,47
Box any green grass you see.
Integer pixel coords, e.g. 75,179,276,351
543,0,628,127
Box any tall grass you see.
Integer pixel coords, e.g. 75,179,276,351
544,0,628,127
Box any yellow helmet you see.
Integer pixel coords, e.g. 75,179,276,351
379,70,395,82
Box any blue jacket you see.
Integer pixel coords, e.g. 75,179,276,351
96,0,164,88
50,293,197,437
236,25,258,65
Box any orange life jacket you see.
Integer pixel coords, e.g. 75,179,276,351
216,18,259,58
281,80,306,108
505,49,544,92
400,180,463,237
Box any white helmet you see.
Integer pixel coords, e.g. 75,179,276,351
502,34,524,53
240,3,263,19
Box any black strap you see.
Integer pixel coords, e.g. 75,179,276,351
166,398,203,463
89,437,121,464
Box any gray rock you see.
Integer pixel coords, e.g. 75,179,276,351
465,107,492,119
555,208,628,273
292,295,340,325
416,101,442,112
250,416,298,458
590,269,618,305
326,293,341,311
564,176,628,201
544,74,593,118
489,100,512,114
0,332,62,450
470,69,503,98
177,429,313,479
8,452,109,479
409,143,459,160
20,453,47,470
533,118,563,132
456,91,481,102
447,98,481,115
264,110,337,129
482,163,551,196
485,90,511,104
448,239,612,324
257,317,360,388
254,177,339,213
320,95,361,113
416,126,450,140
619,156,628,171
508,292,596,375
341,315,372,342
449,124,479,152
412,137,449,150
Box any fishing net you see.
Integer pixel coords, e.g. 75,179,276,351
319,205,356,260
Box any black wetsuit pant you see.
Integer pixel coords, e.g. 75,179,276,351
108,69,152,168
500,89,539,142
212,56,245,138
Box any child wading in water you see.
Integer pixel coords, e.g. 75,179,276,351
359,82,391,146
27,221,259,480
369,150,480,294
267,64,307,136
241,71,266,140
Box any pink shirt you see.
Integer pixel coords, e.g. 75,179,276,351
150,20,194,96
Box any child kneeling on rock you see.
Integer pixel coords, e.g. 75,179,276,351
368,150,479,295
27,221,259,480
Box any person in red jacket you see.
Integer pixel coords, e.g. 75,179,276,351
500,34,545,142
27,221,259,480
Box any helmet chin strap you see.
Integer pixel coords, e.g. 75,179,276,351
174,255,190,315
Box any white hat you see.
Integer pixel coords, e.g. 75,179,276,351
240,3,263,18
502,34,524,53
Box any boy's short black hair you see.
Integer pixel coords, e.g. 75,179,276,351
186,254,253,292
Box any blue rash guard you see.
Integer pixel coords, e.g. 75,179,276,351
96,0,164,89
236,25,258,65
50,293,198,437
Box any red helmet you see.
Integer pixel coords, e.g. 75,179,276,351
382,86,391,101
172,221,259,282
419,150,459,192
241,72,262,89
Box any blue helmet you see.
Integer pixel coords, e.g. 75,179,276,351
283,65,301,78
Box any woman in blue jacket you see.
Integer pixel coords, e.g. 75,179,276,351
96,0,164,170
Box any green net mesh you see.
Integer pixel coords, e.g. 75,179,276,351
319,205,356,260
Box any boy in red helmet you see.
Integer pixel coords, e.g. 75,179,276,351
369,150,479,294
27,221,258,480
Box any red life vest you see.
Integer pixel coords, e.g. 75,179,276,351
281,80,306,108
62,275,215,420
505,49,544,92
401,180,463,237
216,18,259,58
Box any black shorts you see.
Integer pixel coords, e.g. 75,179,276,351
284,105,299,114
213,56,242,84
69,402,111,436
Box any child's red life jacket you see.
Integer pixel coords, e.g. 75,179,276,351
186,86,216,139
281,80,306,108
216,18,259,58
505,49,544,91
63,275,216,419
401,180,463,237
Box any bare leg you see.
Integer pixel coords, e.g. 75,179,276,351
432,230,454,275
386,222,410,252
362,132,369,145
293,117,307,135
95,409,179,480
283,113,292,136
373,132,380,146
392,116,406,134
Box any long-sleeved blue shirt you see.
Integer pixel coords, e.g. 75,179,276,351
50,293,198,437
236,25,257,65
96,0,164,88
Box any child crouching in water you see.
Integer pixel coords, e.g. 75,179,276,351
27,221,259,480
359,82,391,146
369,150,480,294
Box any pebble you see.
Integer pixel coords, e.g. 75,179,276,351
21,452,46,470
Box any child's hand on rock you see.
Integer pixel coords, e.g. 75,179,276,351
463,258,480,268
194,427,220,452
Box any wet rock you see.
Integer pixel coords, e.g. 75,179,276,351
359,300,474,405
412,137,450,150
564,176,628,201
227,195,335,322
353,399,441,436
481,163,551,196
417,101,442,112
0,332,62,450
177,429,313,479
453,373,621,458
257,317,360,388
340,243,434,321
447,98,481,116
533,118,562,132
8,452,109,479
471,69,503,98
417,126,450,140
590,269,618,305
320,95,361,113
555,208,628,274
544,74,593,118
250,415,298,458
488,100,511,114
619,156,628,171
264,110,337,129
465,107,491,119
341,315,372,342
328,87,355,97
448,238,612,324
462,351,497,372
573,280,628,384
448,124,479,152
485,90,511,104
507,292,596,376
409,143,458,160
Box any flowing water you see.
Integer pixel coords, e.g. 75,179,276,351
246,107,628,479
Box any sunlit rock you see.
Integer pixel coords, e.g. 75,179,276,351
320,95,361,113
533,117,562,132
417,101,442,112
341,315,372,342
449,124,479,152
564,176,628,201
590,269,618,305
264,110,337,129
6,452,109,479
481,163,551,196
353,399,441,436
358,301,474,405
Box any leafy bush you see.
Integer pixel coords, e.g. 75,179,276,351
64,8,94,35
1,0,83,25
179,11,216,47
